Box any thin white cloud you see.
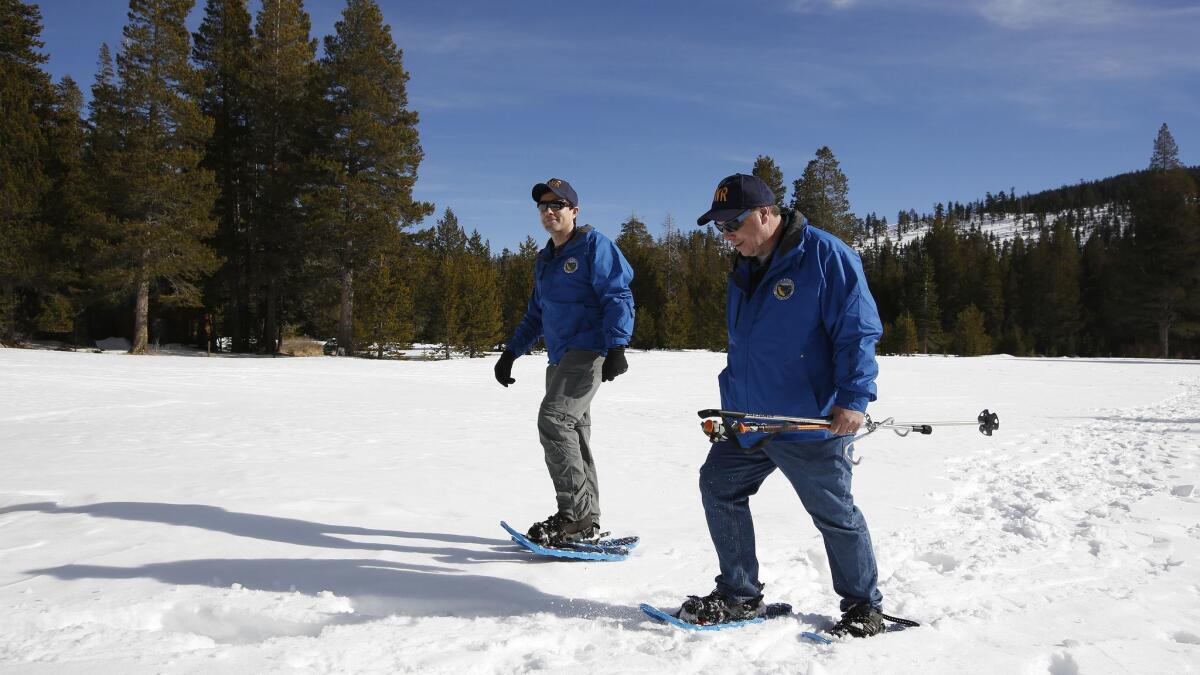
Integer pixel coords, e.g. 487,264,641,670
782,0,1200,30
974,0,1127,28
786,0,859,11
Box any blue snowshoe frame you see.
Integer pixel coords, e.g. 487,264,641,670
500,521,637,561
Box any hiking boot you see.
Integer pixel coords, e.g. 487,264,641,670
525,513,600,546
829,603,884,638
677,590,766,625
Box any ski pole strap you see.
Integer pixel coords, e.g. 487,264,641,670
743,430,780,454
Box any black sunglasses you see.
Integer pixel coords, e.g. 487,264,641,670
714,209,752,233
537,200,571,212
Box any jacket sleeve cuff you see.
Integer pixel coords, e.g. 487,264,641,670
834,392,870,413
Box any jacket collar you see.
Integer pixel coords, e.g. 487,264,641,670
540,224,591,260
768,209,807,265
731,210,808,277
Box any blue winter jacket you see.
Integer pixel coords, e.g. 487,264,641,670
720,211,883,445
507,225,635,365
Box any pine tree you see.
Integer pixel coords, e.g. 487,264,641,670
790,146,856,243
0,0,52,342
887,311,919,355
426,207,466,358
459,230,502,356
752,154,786,208
193,0,254,351
952,304,993,356
1079,230,1117,355
913,257,943,353
616,214,661,348
883,309,916,353
37,76,92,339
308,0,432,356
660,284,694,349
84,44,123,216
498,236,538,345
249,0,319,353
1149,123,1182,171
353,230,413,358
684,227,730,350
1127,137,1200,357
89,0,219,354
1040,221,1082,354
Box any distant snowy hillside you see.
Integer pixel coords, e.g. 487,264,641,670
864,204,1132,249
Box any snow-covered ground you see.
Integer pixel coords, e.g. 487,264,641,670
1,347,1197,674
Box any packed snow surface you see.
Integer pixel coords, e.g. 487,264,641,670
1,348,1198,674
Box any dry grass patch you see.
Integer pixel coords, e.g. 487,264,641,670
281,336,326,357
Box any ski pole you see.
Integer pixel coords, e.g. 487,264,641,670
698,408,1000,443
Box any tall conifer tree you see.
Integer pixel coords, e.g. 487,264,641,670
92,0,218,354
460,230,502,356
616,215,660,348
309,0,432,356
250,0,319,353
752,154,786,208
497,235,538,345
1149,123,1182,171
683,227,729,350
952,304,993,356
426,207,466,357
1129,129,1200,357
193,0,253,351
0,0,52,341
37,76,91,337
790,146,856,242
353,228,413,358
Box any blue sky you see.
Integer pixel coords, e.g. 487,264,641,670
34,0,1200,252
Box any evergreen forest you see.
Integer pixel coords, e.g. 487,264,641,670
2,0,1198,359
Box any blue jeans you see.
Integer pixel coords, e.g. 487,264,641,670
699,436,883,611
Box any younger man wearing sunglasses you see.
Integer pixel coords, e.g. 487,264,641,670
676,173,888,637
494,178,635,546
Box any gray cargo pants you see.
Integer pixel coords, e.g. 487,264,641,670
538,349,604,524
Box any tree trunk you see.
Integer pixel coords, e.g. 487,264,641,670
338,265,354,356
131,275,150,355
0,283,15,345
1159,319,1170,359
230,280,243,353
264,281,278,355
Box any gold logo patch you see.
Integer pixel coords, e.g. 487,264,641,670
548,178,562,188
774,278,795,300
714,186,728,202
563,257,579,274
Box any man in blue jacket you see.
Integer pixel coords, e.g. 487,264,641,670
677,173,887,638
494,178,635,546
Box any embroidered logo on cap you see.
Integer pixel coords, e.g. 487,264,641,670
714,186,729,202
548,178,563,188
774,278,795,300
563,257,579,274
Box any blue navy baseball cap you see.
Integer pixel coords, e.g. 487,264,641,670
697,173,774,226
532,178,578,207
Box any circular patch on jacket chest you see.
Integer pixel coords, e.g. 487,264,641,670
773,278,795,300
563,257,579,274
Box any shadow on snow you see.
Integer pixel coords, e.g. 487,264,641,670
5,501,641,624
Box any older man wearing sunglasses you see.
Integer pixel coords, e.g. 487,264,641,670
494,178,635,547
672,172,888,638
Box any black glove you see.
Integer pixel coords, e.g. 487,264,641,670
601,347,628,382
494,349,516,387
